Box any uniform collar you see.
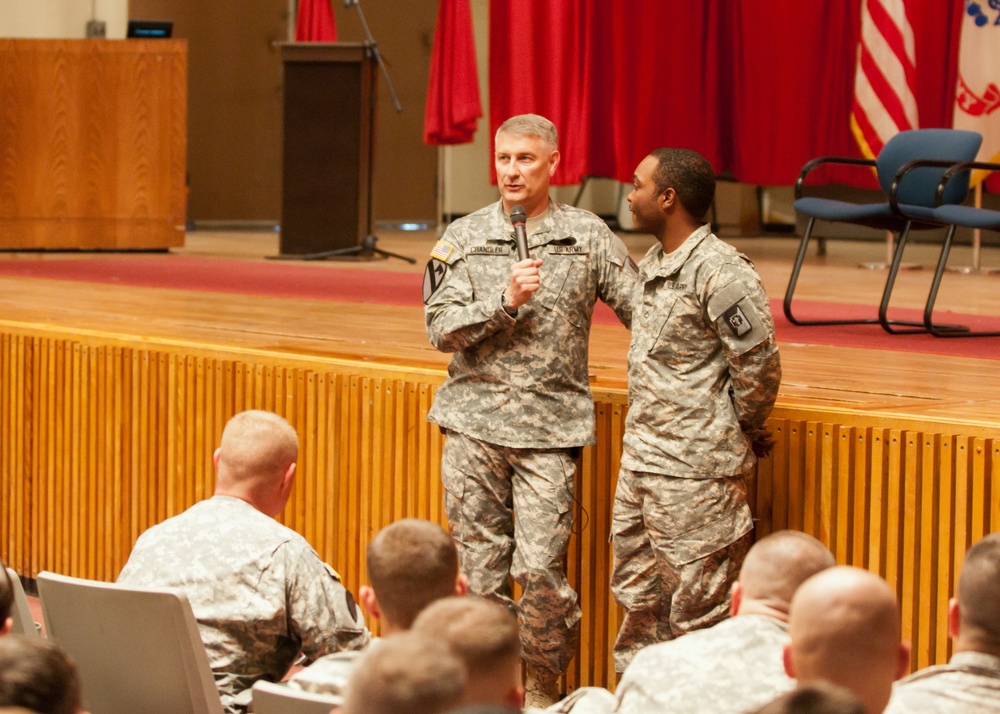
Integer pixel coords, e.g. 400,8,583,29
642,224,712,279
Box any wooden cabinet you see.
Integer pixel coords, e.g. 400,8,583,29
0,39,187,250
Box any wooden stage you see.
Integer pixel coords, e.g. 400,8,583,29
2,229,1000,693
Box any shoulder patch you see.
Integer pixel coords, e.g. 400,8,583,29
430,240,455,262
422,259,448,303
722,303,753,337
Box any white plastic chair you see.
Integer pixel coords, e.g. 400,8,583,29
5,567,40,637
36,571,224,714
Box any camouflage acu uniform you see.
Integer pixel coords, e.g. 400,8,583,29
424,200,635,676
117,495,369,713
615,614,795,714
287,638,378,702
883,652,1000,714
611,225,780,672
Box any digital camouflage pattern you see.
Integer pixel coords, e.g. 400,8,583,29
117,496,369,712
622,224,780,478
442,432,581,674
612,225,780,671
425,199,636,676
424,200,635,448
288,639,377,701
615,614,795,714
883,652,1000,714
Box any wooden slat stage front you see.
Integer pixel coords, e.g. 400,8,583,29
2,233,1000,694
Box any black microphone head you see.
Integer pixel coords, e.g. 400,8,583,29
509,205,527,225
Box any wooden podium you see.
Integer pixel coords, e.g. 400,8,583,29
279,43,376,256
0,39,187,250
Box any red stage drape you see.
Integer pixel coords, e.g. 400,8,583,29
424,0,483,145
489,0,964,188
295,0,338,42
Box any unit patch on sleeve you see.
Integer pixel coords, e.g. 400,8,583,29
722,303,753,337
422,259,448,303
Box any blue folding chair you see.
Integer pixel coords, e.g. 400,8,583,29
784,129,983,333
891,158,1000,337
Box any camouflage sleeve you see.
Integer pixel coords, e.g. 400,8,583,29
595,224,637,328
706,272,781,434
284,543,369,662
423,236,516,353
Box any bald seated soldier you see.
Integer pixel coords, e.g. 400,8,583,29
884,532,1000,713
783,566,910,714
342,631,467,714
117,410,368,712
753,682,866,714
289,518,468,698
614,530,836,714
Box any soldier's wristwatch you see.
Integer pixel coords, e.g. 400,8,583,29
500,291,517,318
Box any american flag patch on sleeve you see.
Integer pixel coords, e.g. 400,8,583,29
430,240,455,261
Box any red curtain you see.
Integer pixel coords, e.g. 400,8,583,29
295,0,337,42
489,0,963,188
424,0,483,145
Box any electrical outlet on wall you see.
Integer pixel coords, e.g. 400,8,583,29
86,20,106,38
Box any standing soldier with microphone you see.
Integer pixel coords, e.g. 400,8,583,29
422,113,637,707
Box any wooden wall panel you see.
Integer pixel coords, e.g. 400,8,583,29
0,40,186,249
2,323,999,692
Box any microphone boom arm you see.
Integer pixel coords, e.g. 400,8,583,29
345,0,402,113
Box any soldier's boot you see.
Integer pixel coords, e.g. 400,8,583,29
524,665,560,709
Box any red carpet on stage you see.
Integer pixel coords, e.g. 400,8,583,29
1,255,998,360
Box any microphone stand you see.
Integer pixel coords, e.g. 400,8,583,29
300,0,413,263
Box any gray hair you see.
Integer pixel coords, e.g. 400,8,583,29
495,114,558,151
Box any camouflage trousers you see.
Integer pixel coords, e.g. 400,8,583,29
610,468,753,673
441,431,582,676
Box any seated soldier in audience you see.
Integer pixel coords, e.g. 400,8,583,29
613,530,836,714
753,682,866,714
0,560,13,636
116,410,368,712
412,596,523,711
783,566,910,714
342,631,467,714
0,635,84,714
289,517,467,698
884,532,1000,713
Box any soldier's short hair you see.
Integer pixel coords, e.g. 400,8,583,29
753,682,866,714
649,147,716,221
367,519,459,629
218,410,298,482
957,532,1000,645
0,636,82,714
495,114,559,152
411,596,520,679
0,561,13,626
343,631,466,714
738,530,836,611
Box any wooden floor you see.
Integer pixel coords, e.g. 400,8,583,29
2,226,1000,691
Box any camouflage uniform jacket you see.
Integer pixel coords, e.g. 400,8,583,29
425,200,635,448
884,651,1000,713
286,638,378,699
117,496,369,710
623,225,780,478
615,614,795,714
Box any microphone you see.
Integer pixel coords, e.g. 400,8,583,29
510,205,529,261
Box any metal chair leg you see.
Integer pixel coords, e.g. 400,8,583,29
784,217,879,326
925,225,998,337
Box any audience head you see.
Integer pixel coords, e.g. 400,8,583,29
362,519,466,634
212,410,299,517
753,682,867,714
494,114,560,217
342,631,466,714
951,531,1000,656
412,596,523,710
0,562,13,636
784,566,909,714
0,636,83,714
733,530,836,619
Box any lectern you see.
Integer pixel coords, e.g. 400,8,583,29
279,43,376,256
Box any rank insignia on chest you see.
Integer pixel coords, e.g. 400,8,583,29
723,304,753,337
430,240,455,261
468,245,510,255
